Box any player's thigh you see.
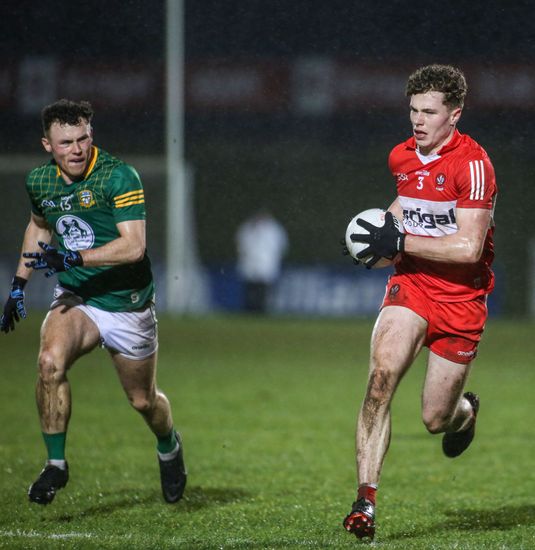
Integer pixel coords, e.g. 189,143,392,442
370,305,427,374
422,351,471,417
112,350,158,399
39,305,101,367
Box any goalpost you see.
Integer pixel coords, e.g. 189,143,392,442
165,0,208,313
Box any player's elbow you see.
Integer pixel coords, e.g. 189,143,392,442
128,244,146,263
464,243,484,263
456,238,484,264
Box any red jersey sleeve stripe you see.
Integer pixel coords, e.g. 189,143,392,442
469,161,475,199
480,160,485,199
469,160,485,200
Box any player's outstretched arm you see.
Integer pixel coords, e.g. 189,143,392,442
1,213,52,333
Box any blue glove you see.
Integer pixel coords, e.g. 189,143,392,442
1,276,27,333
23,241,83,278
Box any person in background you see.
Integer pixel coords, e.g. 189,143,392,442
235,209,288,313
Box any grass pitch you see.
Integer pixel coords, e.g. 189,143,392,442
1,314,535,549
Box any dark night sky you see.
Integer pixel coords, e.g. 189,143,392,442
1,0,534,313
2,1,534,62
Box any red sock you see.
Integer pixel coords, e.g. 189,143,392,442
357,484,377,505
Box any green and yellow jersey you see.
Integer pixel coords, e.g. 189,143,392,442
25,147,154,312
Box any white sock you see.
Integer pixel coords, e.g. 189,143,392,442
47,459,67,470
158,441,179,462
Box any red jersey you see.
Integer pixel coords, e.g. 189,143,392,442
388,130,497,302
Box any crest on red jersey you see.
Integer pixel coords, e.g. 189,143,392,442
389,284,400,298
435,173,446,189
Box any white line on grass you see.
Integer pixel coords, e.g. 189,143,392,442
0,529,96,540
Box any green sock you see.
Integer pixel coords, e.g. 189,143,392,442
157,429,177,454
42,432,66,461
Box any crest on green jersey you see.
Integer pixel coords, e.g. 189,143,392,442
79,189,95,208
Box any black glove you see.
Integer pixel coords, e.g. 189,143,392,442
350,211,405,260
340,237,361,266
23,241,83,278
1,276,27,333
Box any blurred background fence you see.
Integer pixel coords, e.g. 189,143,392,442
1,1,534,316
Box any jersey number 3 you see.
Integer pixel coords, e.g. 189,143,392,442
417,176,424,190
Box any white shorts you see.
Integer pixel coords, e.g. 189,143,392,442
51,286,158,360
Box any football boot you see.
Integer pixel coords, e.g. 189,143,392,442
28,463,69,505
343,497,376,540
158,431,187,503
442,391,480,458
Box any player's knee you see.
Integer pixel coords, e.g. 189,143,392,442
38,350,66,383
128,393,153,414
422,410,451,434
366,368,396,404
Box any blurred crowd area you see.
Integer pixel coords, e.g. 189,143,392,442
1,2,535,315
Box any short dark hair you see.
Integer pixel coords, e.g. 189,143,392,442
406,65,467,109
41,99,94,135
